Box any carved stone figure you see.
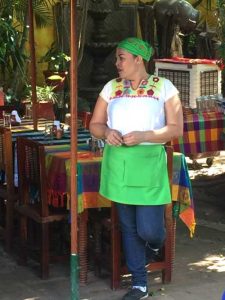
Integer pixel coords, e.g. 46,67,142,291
153,0,199,58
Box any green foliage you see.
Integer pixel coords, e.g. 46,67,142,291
217,0,225,58
0,16,27,80
0,0,57,26
25,84,58,103
39,42,71,72
0,0,57,95
5,88,19,105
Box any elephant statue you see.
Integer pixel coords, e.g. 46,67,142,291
153,0,200,58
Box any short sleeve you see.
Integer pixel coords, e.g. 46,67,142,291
99,80,113,103
162,78,179,102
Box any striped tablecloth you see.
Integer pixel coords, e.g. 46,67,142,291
12,128,90,144
13,129,91,186
45,148,195,236
172,112,225,155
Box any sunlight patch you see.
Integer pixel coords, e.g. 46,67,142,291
189,254,225,272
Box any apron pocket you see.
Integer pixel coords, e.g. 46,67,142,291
123,153,160,187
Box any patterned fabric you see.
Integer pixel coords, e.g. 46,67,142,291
155,57,220,66
46,148,111,211
45,148,195,235
117,37,153,61
110,76,165,100
172,112,225,155
172,153,195,237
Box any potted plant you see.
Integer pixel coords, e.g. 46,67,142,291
39,42,71,91
22,84,58,119
35,85,58,103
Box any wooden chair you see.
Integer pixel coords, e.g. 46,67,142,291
0,126,16,252
110,144,176,289
15,137,89,283
78,112,92,129
15,137,69,279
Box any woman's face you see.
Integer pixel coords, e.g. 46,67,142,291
115,48,139,80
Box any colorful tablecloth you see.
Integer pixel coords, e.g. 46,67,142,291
172,112,225,155
12,129,90,186
45,147,195,236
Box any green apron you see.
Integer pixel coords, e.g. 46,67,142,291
100,144,171,205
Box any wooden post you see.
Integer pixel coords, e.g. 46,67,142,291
70,0,79,299
28,0,38,130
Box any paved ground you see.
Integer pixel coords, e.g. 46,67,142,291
0,154,225,300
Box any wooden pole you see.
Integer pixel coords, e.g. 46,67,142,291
70,0,79,299
28,0,38,130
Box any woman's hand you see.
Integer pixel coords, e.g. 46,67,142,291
105,128,123,146
122,131,146,146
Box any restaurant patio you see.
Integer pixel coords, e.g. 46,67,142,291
0,1,225,300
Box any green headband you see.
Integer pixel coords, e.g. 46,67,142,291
117,37,153,62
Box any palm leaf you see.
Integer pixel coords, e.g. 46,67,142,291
33,3,54,27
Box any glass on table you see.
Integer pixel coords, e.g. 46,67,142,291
25,104,33,119
201,95,209,112
44,124,54,141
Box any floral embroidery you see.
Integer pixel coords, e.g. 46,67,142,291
153,77,159,82
115,90,123,96
137,88,145,96
147,89,154,96
141,80,148,86
111,75,164,99
123,88,131,95
117,84,123,89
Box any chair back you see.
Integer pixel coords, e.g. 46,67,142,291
16,136,69,279
0,126,13,191
0,126,15,251
0,106,17,119
78,111,92,129
17,137,49,217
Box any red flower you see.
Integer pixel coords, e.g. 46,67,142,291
147,89,154,96
115,90,123,96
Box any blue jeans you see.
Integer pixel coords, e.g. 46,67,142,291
116,203,166,287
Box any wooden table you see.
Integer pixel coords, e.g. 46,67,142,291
45,146,195,235
0,119,90,252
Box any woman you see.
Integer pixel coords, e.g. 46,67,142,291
89,37,183,300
